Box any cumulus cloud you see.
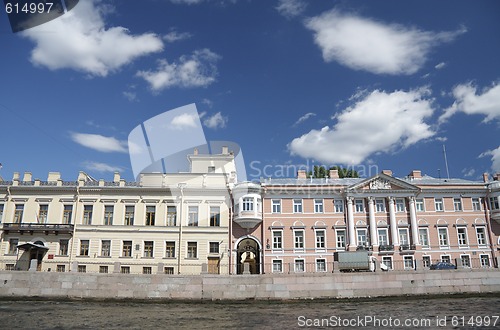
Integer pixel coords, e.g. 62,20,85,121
276,0,307,19
137,49,221,91
479,146,500,173
203,112,228,129
71,133,128,153
293,112,316,126
288,88,436,164
305,9,465,75
435,62,447,70
82,161,124,173
21,0,163,76
171,113,200,129
440,82,500,123
164,29,193,43
122,91,138,102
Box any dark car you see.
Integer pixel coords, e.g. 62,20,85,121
429,262,457,270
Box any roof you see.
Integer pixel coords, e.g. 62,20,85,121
17,242,49,251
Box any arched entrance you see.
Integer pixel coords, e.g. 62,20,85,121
16,240,48,271
236,237,261,274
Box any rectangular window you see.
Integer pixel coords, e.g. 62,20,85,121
403,256,414,270
122,240,132,257
419,228,429,248
472,198,481,211
357,229,368,247
294,259,305,272
8,238,18,255
355,199,364,213
78,265,86,273
375,199,385,212
396,199,405,212
146,205,155,226
438,228,448,247
422,256,431,268
208,166,215,173
294,230,304,250
57,265,66,273
62,205,72,224
187,242,197,258
398,228,409,246
144,241,154,258
80,240,89,256
210,206,220,227
377,229,388,246
334,200,344,213
209,242,219,254
101,240,111,257
453,198,462,211
124,206,134,226
441,255,451,263
460,255,471,268
489,197,499,210
59,239,69,256
314,199,324,213
382,256,393,270
415,199,425,212
316,259,326,272
5,264,15,271
272,230,282,250
435,198,444,212
99,266,108,274
476,227,487,246
165,241,175,258
188,206,198,226
83,205,93,225
336,229,346,249
120,266,130,274
271,199,281,213
38,204,48,223
272,260,282,273
164,267,174,274
242,197,254,211
480,254,490,267
0,203,4,223
14,204,24,223
104,205,114,226
143,267,152,274
315,230,325,250
457,227,468,246
293,199,302,213
166,206,176,226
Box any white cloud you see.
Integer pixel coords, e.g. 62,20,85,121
461,168,476,178
288,88,436,164
435,62,447,70
305,9,465,75
164,30,193,43
137,49,221,91
71,132,128,153
171,113,200,129
276,0,306,19
122,91,138,102
82,161,124,173
479,146,500,173
203,112,228,129
293,112,316,126
201,98,214,108
440,82,500,123
21,0,163,77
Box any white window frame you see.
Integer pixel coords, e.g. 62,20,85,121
460,254,471,268
272,259,283,273
334,199,344,213
475,226,487,246
456,226,468,247
418,227,430,248
395,198,405,212
293,229,305,251
377,228,389,246
271,199,281,213
293,199,303,213
335,229,346,250
294,259,305,273
356,228,368,247
472,198,481,211
489,197,499,210
354,199,364,213
242,197,254,211
415,199,425,212
480,254,491,268
398,228,409,246
272,230,283,251
438,227,449,248
315,258,327,272
100,239,111,257
422,255,431,268
403,255,414,270
375,199,385,212
381,256,393,270
315,229,326,251
435,198,444,212
314,199,324,213
440,254,451,263
453,198,463,211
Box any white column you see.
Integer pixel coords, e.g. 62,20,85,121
388,197,399,247
346,197,356,249
368,197,378,247
408,196,420,246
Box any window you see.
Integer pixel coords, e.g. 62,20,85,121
457,227,468,246
441,255,451,263
272,260,282,273
146,206,155,226
398,228,409,246
124,206,134,226
294,259,305,272
294,230,304,250
57,265,66,272
0,203,4,223
453,198,462,211
103,205,113,225
59,239,69,256
355,199,364,213
143,241,154,258
143,267,152,274
188,206,198,226
100,240,111,257
122,241,132,257
14,204,24,223
5,264,15,271
271,200,281,213
316,259,327,272
375,199,385,212
164,267,174,274
99,266,108,274
382,256,393,270
79,240,89,256
242,197,254,211
438,228,448,247
187,242,197,258
209,242,219,254
356,229,368,247
165,241,175,258
62,205,72,224
314,199,324,213
415,199,425,212
208,166,215,173
480,254,490,267
472,198,481,211
419,228,429,248
210,206,220,227
38,205,48,223
165,206,176,226
476,227,487,246
396,199,405,212
422,256,431,268
435,198,444,212
489,197,499,210
315,230,325,250
8,239,18,255
336,230,346,249
378,229,388,246
334,200,344,213
460,255,470,268
403,256,414,270
120,266,130,274
78,265,87,273
83,205,93,225
293,199,302,213
272,230,282,250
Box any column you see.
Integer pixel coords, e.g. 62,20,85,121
408,196,420,246
346,197,356,250
388,197,399,248
368,197,378,247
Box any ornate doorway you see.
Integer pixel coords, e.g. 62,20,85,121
236,237,260,274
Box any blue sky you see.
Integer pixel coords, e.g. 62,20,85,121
0,0,499,182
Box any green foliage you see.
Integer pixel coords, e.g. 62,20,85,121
307,165,359,178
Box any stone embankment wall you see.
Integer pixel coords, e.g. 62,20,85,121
1,269,500,300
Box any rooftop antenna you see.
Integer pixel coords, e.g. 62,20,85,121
437,168,441,179
442,144,450,179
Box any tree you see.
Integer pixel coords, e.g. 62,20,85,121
307,165,359,178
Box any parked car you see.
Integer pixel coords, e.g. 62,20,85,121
429,262,457,270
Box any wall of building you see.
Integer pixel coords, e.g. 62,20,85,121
1,269,500,300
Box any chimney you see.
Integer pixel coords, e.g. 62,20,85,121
483,173,490,183
382,170,393,176
13,172,20,181
47,172,61,182
23,172,32,182
222,146,229,155
193,148,198,155
494,173,500,181
409,170,421,179
113,172,120,183
297,170,307,179
329,169,339,179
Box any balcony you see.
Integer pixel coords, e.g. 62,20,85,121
233,211,263,229
2,223,74,235
356,245,372,251
491,209,500,224
399,244,416,254
378,244,394,252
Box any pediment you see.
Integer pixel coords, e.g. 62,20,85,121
348,173,419,192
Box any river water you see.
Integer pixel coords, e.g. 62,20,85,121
1,295,499,329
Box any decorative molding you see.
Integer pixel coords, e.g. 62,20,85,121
369,178,391,190
35,198,53,203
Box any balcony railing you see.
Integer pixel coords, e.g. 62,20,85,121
379,244,394,252
2,223,74,234
399,244,416,251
